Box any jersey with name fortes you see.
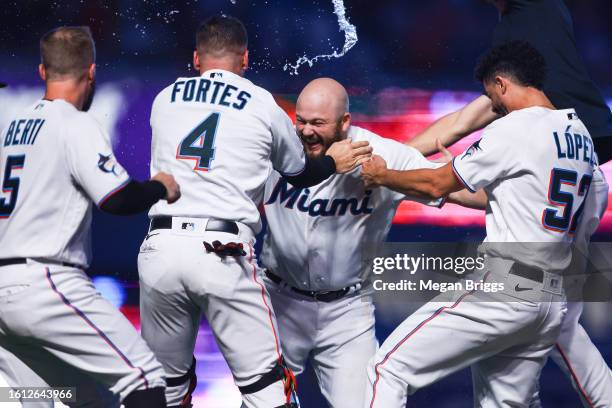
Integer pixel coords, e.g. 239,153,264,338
0,99,130,267
452,107,595,272
261,126,442,291
148,69,305,233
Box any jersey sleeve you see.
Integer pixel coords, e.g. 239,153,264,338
372,133,444,207
269,104,306,176
64,114,131,206
451,122,517,192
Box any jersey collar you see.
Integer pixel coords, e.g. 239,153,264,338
201,69,241,81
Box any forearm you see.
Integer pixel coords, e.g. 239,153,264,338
284,155,336,188
447,189,487,210
99,180,167,215
407,95,499,156
378,167,457,199
407,114,465,156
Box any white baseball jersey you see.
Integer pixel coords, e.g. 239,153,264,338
452,107,595,271
261,126,442,291
0,99,130,267
148,69,305,233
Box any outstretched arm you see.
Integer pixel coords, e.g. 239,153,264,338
361,155,487,210
362,156,461,199
407,95,499,156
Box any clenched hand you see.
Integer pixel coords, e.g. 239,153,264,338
361,155,388,188
152,172,181,204
326,139,373,173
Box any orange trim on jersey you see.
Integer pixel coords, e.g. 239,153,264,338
175,143,210,173
555,343,596,408
248,243,288,403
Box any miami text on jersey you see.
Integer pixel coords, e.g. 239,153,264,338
265,178,374,217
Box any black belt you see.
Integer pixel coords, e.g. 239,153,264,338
509,263,544,283
265,270,352,302
0,258,81,269
150,217,239,235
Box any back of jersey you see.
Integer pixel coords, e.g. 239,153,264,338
0,99,130,266
453,107,596,271
149,69,305,233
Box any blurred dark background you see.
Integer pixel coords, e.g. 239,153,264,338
1,0,611,92
1,1,611,407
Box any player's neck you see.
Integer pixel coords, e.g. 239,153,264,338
44,80,86,110
508,89,555,113
198,58,245,77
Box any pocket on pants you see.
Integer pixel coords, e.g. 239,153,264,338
0,284,30,303
188,253,242,300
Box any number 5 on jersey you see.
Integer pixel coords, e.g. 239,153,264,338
176,112,220,172
542,168,592,234
0,155,25,218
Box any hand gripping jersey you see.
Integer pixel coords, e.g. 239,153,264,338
261,125,442,291
148,69,306,233
452,107,595,271
0,99,130,267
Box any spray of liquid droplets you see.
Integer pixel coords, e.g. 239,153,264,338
230,0,357,75
283,0,357,75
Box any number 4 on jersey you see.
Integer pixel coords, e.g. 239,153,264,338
176,112,220,172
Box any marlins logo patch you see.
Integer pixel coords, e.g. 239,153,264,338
97,153,122,176
461,139,482,159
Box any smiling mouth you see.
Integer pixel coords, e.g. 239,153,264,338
306,141,322,149
302,137,323,150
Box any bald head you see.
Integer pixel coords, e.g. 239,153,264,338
297,78,349,119
296,78,352,158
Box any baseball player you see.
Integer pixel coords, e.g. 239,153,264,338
137,16,371,408
0,27,181,407
407,2,612,405
361,41,592,407
260,77,486,408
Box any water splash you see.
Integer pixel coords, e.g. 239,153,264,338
283,0,358,75
230,0,358,75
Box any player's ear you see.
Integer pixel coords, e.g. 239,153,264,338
193,51,201,72
341,112,351,133
87,64,96,82
241,49,249,73
38,64,46,81
495,76,507,95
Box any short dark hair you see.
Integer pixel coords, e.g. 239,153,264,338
196,15,248,58
474,40,546,90
40,26,95,80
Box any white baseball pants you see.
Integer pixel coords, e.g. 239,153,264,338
0,261,164,406
265,277,378,408
365,270,566,408
138,221,292,407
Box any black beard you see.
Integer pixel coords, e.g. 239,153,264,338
82,80,96,111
